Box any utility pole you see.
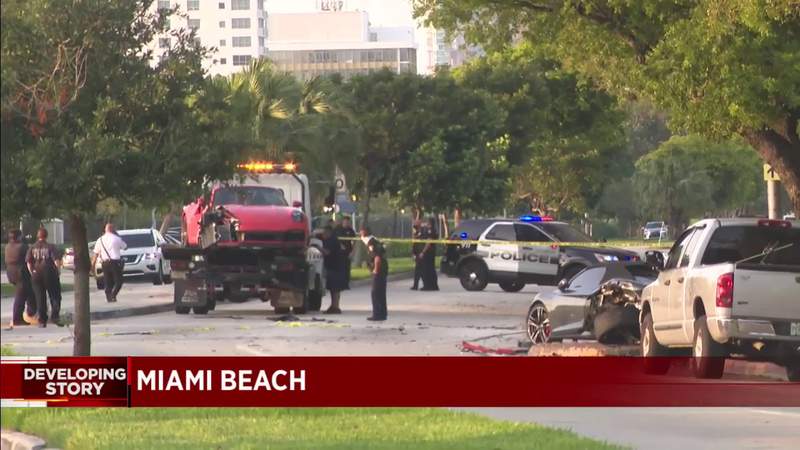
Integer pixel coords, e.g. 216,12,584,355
764,164,781,219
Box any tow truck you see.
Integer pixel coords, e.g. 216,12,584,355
162,162,321,315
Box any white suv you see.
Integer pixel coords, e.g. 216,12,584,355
95,228,172,286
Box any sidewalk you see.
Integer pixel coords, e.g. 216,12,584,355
0,279,173,325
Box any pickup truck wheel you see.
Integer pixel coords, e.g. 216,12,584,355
498,281,525,292
785,363,800,382
641,312,670,375
459,261,488,291
692,316,725,379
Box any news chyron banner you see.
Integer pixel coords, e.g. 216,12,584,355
2,356,799,407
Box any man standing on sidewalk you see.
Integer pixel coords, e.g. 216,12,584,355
91,223,127,303
360,226,388,321
5,230,35,328
25,228,61,327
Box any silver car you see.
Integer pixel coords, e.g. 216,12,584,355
526,262,658,344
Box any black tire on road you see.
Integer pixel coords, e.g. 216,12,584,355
692,316,726,379
225,282,248,303
152,264,164,286
526,302,551,345
594,305,640,344
175,305,190,314
641,311,671,375
786,363,800,382
498,281,525,293
192,306,209,315
459,260,488,291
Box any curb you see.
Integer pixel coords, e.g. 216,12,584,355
0,429,54,450
527,342,788,380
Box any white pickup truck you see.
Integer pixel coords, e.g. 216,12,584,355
639,218,800,380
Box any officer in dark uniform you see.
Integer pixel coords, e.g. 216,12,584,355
420,218,439,291
360,226,388,321
25,228,62,327
334,215,356,289
5,230,35,328
410,220,424,290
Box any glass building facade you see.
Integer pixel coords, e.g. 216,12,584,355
266,47,417,81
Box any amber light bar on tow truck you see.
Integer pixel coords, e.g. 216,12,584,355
237,161,298,173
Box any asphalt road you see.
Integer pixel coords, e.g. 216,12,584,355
2,275,797,449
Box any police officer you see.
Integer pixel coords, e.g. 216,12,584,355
91,223,127,302
360,226,388,321
420,218,439,291
410,220,424,290
5,230,35,328
334,215,356,289
25,228,61,327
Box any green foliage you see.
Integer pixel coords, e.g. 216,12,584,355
340,70,510,216
415,0,800,214
633,135,762,228
455,45,628,215
1,0,237,220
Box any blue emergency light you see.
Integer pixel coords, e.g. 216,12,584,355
519,215,553,222
460,232,468,239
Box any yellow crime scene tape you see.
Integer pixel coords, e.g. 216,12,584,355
336,236,673,249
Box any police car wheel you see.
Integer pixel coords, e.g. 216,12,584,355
459,261,487,291
526,302,551,344
498,281,525,293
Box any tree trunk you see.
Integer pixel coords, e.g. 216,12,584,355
353,171,372,267
69,213,91,356
453,208,462,228
744,126,800,216
158,212,173,235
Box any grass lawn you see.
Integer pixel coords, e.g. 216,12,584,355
1,345,18,356
0,282,73,298
350,257,424,281
0,408,623,450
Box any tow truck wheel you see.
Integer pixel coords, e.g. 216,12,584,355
173,280,190,314
641,311,670,375
498,281,525,292
192,306,209,315
175,305,190,314
692,316,725,379
459,261,488,291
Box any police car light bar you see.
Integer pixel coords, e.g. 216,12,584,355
237,161,298,173
519,215,554,222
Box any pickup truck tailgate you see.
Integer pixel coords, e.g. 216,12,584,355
732,264,800,320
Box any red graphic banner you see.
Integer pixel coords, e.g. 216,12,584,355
2,356,798,407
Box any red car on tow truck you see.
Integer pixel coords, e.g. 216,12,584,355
163,162,315,315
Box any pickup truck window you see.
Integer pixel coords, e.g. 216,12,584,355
701,226,800,266
680,227,705,267
665,228,695,270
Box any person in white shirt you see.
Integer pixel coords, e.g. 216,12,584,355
91,223,127,302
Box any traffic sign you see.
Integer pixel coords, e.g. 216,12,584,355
763,164,781,182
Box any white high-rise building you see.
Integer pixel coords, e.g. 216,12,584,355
148,0,267,77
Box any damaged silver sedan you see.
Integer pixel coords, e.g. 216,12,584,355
526,262,658,345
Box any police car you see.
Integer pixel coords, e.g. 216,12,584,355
441,216,640,292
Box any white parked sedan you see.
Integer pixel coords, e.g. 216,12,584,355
94,228,172,286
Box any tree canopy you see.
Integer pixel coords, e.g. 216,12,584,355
415,0,800,215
